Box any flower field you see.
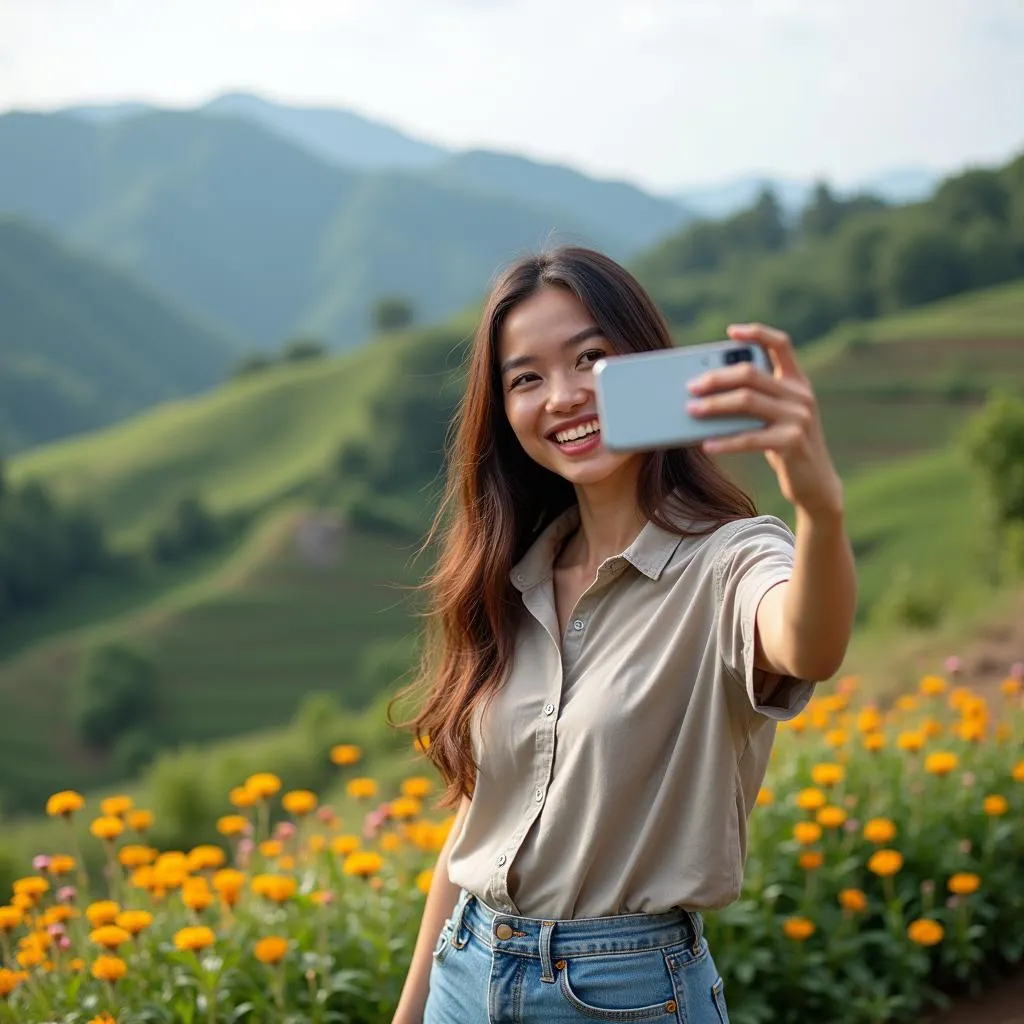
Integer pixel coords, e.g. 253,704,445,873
0,673,1022,1024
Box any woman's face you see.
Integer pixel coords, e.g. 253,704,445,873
497,286,641,491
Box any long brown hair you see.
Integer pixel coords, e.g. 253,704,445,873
393,246,756,806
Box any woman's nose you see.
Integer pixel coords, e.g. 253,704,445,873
546,378,587,412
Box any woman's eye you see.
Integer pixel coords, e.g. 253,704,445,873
579,349,606,367
508,372,538,390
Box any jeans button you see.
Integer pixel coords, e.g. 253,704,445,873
495,923,514,940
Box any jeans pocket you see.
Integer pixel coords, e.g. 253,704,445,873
555,952,680,1021
432,922,452,965
712,976,729,1024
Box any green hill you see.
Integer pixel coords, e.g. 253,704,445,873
2,281,1023,813
0,216,239,450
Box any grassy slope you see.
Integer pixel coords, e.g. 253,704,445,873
1,281,1021,811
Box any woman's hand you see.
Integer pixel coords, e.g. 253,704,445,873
685,322,843,520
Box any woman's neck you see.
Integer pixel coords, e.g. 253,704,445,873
559,477,647,575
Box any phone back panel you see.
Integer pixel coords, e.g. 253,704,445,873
593,342,772,451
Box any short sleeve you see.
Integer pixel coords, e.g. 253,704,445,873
713,516,814,720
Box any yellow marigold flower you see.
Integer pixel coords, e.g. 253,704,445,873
91,955,127,982
0,968,28,997
282,790,318,817
126,809,154,833
259,840,283,859
174,925,216,952
796,788,826,811
957,720,985,743
90,816,124,841
42,906,77,927
182,880,213,912
755,787,773,807
0,906,23,931
118,845,156,869
798,851,824,870
839,888,867,913
11,893,33,912
862,818,897,844
897,731,925,753
89,925,132,950
330,834,360,856
187,846,226,872
89,1014,117,1024
213,869,246,907
416,869,433,894
13,877,49,900
983,794,1008,816
344,851,384,877
922,717,943,738
100,795,133,818
216,814,249,837
85,901,121,928
816,805,846,829
857,707,882,733
68,958,85,972
388,797,422,820
251,874,297,903
862,732,885,752
277,854,295,871
793,821,822,845
948,872,980,895
115,910,153,935
782,916,815,941
245,773,282,801
330,744,362,766
413,735,431,753
810,763,845,787
996,724,1012,742
895,695,918,713
308,835,327,854
1014,760,1024,783
254,935,289,965
346,777,378,800
46,790,84,818
787,713,808,733
925,752,959,776
907,919,944,946
380,832,402,853
17,946,45,968
824,729,848,749
1001,677,1022,697
130,866,155,891
868,850,903,877
401,777,433,799
919,675,947,697
46,854,76,876
229,785,257,809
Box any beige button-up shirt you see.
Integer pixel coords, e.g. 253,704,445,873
446,506,814,920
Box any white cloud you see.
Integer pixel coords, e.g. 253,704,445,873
0,0,1021,191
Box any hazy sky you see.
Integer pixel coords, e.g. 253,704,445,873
2,0,1022,193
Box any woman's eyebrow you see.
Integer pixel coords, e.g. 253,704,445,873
499,325,604,375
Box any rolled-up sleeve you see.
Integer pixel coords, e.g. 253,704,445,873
714,516,814,720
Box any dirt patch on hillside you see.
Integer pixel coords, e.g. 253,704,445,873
921,967,1024,1024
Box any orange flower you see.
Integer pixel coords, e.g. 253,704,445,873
126,809,155,833
91,955,127,982
89,925,132,950
862,818,897,844
182,880,213,913
13,877,49,900
251,874,297,903
824,729,848,749
793,821,822,845
862,732,885,752
90,816,124,842
259,840,283,859
796,788,826,811
919,675,947,697
46,790,84,818
798,851,824,870
924,752,958,776
0,907,23,932
254,935,289,965
816,806,846,829
229,786,257,809
187,846,226,872
245,773,282,802
346,778,378,800
868,850,903,877
217,815,250,837
755,788,773,807
330,744,362,766
388,797,422,820
810,763,845,787
100,795,133,818
947,873,980,896
174,926,216,952
330,835,360,856
118,844,156,869
838,888,867,913
282,790,318,817
343,851,384,878
115,910,153,935
907,919,944,946
213,869,246,907
897,731,925,753
416,869,433,894
782,917,815,941
0,968,28,997
85,901,121,928
47,855,76,876
1013,760,1024,783
983,795,1008,817
401,777,433,799
1001,677,1022,697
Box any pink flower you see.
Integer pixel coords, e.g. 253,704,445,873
56,886,76,904
47,923,66,938
316,806,336,825
237,838,254,868
944,656,962,675
57,934,71,951
274,821,297,840
843,819,860,834
33,855,50,872
1011,661,1024,681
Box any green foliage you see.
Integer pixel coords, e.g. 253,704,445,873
148,493,224,565
868,566,947,631
962,391,1024,526
372,295,415,332
231,352,276,379
878,225,970,309
281,337,328,361
70,641,159,750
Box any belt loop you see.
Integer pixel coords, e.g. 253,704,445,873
538,921,556,983
449,889,472,949
687,910,703,957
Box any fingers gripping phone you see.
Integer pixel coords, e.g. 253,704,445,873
593,341,772,452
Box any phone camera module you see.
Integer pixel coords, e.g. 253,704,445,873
724,347,753,365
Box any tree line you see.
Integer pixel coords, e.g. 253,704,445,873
635,151,1024,344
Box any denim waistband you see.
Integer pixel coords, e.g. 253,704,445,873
449,888,703,974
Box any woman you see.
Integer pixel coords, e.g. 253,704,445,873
391,246,856,1023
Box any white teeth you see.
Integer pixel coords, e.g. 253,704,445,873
554,420,600,444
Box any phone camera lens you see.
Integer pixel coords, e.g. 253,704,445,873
725,348,753,365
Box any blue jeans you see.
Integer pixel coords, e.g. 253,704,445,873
424,889,730,1023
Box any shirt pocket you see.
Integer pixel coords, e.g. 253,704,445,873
554,948,682,1021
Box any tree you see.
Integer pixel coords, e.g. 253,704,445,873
373,296,415,333
281,337,327,362
935,169,1011,227
800,182,843,239
230,353,275,379
962,392,1024,527
725,188,787,253
878,226,968,309
71,643,159,750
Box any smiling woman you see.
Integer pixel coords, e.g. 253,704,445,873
389,246,857,1024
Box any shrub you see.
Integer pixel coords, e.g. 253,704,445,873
71,643,159,750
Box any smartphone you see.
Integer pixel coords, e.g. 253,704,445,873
593,340,772,452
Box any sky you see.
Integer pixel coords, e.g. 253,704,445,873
1,0,1023,193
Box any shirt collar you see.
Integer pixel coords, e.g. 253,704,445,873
510,504,687,592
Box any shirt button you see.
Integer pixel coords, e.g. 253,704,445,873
572,618,584,631
535,787,544,802
543,703,555,716
497,854,507,866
